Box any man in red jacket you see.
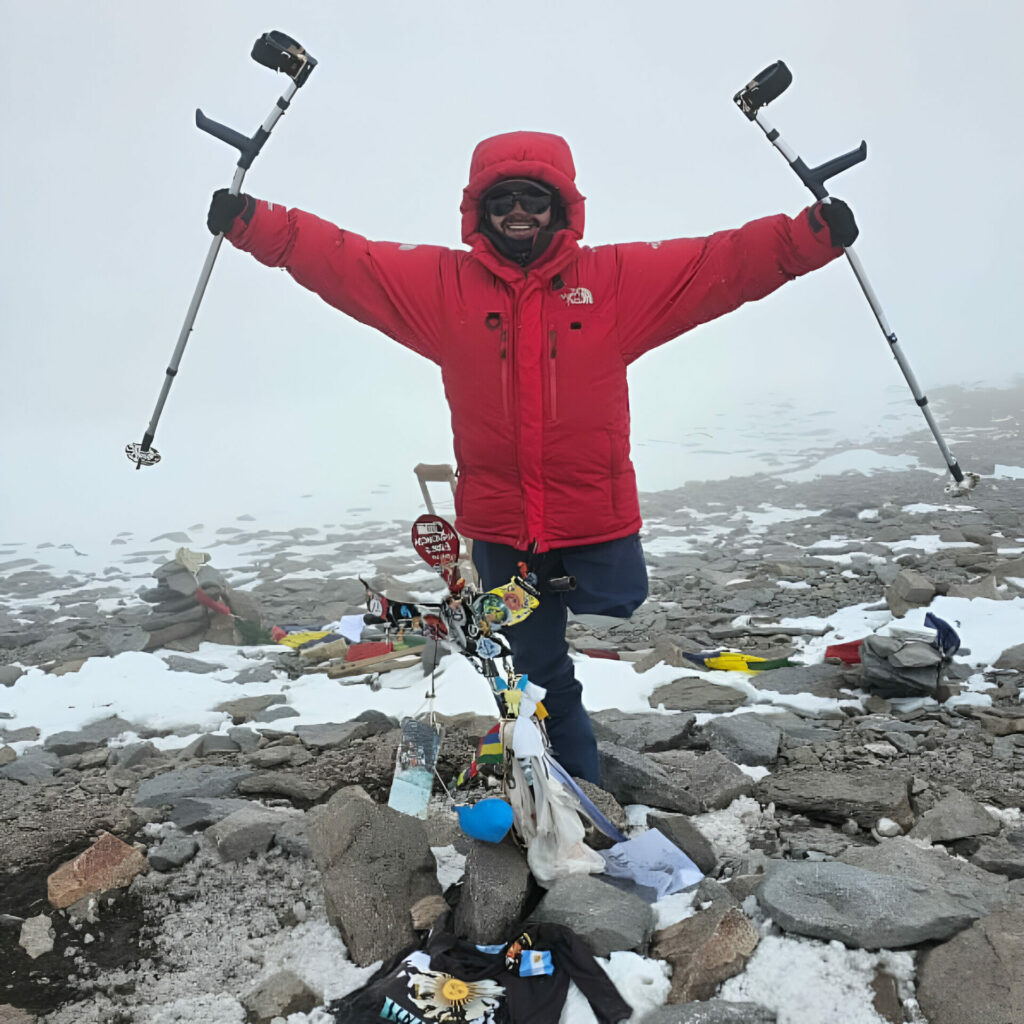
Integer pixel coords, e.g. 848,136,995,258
208,131,856,784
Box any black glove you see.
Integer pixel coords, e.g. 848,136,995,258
207,189,254,235
819,198,858,248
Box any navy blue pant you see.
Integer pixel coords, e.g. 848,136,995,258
472,534,648,783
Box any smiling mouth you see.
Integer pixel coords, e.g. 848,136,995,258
502,220,538,235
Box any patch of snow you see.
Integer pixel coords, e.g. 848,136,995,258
719,934,918,1024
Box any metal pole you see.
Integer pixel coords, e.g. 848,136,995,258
750,109,977,493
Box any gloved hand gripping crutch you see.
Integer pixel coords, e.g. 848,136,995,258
734,62,979,497
126,31,317,470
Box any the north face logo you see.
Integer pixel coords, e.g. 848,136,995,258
559,287,594,305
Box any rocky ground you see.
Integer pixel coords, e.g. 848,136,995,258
1,385,1023,1023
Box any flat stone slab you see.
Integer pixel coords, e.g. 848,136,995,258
908,788,1002,843
756,767,914,830
590,709,696,752
43,716,136,756
746,663,857,697
638,1002,776,1024
839,836,1013,917
757,860,976,948
917,910,1024,1024
649,677,749,713
294,722,372,749
134,765,253,808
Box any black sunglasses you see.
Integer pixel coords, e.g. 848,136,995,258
483,186,553,217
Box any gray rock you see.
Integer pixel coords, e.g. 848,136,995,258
294,722,372,749
177,733,242,758
247,746,300,769
214,694,288,723
598,742,700,814
649,677,749,714
746,662,857,697
529,875,654,956
917,910,1024,1024
100,625,149,656
109,741,162,769
242,969,320,1023
638,1001,776,1024
648,750,754,811
169,797,267,830
163,655,226,674
206,804,293,861
148,836,199,871
227,726,261,752
885,568,936,617
0,746,15,767
19,913,55,959
756,767,914,830
233,663,283,685
757,861,975,948
252,705,299,723
306,787,441,966
43,715,135,756
453,839,532,944
274,816,311,858
0,665,25,686
649,813,718,874
994,642,1024,671
970,830,1024,879
1,750,60,785
591,709,696,752
909,788,1002,843
237,772,331,803
703,715,781,767
651,904,760,1002
840,837,1011,917
133,764,253,819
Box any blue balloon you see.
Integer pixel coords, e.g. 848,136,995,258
456,799,514,843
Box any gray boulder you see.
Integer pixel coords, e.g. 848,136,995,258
970,830,1024,879
591,709,696,752
651,903,759,1003
908,788,1002,843
241,969,320,1023
702,715,781,767
648,813,718,875
294,721,373,749
840,837,1012,917
758,861,975,948
306,787,441,966
756,767,914,830
746,663,856,697
649,678,748,714
528,875,653,957
639,1002,776,1024
43,715,135,756
206,804,293,861
598,743,700,814
885,568,936,617
648,750,754,811
148,836,199,871
453,839,532,945
917,910,1024,1024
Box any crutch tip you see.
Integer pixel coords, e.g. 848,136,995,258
945,472,981,498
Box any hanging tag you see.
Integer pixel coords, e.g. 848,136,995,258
388,718,445,819
411,515,462,588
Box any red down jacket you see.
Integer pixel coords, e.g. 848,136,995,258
226,131,841,551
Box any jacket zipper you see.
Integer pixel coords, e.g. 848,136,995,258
499,317,510,418
547,326,558,421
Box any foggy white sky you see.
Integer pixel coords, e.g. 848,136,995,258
2,1,1022,549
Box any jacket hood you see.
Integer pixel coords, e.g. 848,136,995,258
461,131,585,247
